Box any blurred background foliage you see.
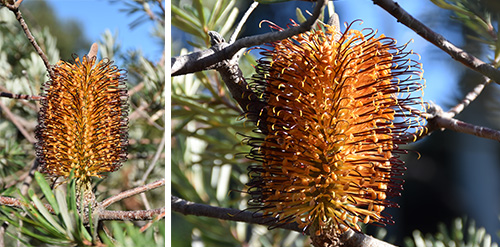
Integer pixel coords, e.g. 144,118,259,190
0,0,165,246
172,0,500,246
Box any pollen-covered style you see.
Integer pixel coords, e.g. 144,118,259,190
245,21,425,235
36,55,128,182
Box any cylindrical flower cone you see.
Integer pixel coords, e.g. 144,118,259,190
245,20,426,241
36,54,128,210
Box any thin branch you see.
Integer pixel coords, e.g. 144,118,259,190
138,134,165,210
20,159,39,196
0,100,36,143
129,101,164,130
5,5,53,78
229,1,259,44
0,196,164,221
412,102,500,142
139,210,165,232
171,196,395,247
171,195,301,231
207,31,265,124
372,0,500,84
99,208,165,221
0,92,42,101
0,85,38,111
14,0,22,8
100,179,165,209
0,196,24,209
156,0,165,15
444,77,491,118
140,135,165,183
171,0,328,76
128,82,144,96
431,115,500,142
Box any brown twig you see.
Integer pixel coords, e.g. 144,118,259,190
100,179,165,209
99,208,165,221
20,159,39,196
372,0,500,84
0,195,164,221
410,101,500,142
171,0,328,76
129,101,164,130
445,77,491,118
4,4,53,78
0,196,54,214
0,100,36,143
0,86,39,111
0,196,24,209
171,195,395,247
431,115,500,142
139,211,165,232
0,92,43,101
128,82,144,96
171,195,301,231
156,0,164,14
207,31,264,124
140,136,165,184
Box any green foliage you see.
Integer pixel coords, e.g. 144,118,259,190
0,172,165,247
0,139,25,178
22,0,90,60
110,0,164,29
172,0,242,48
0,7,59,178
100,221,165,247
0,172,94,246
430,0,500,63
0,0,165,245
405,217,499,247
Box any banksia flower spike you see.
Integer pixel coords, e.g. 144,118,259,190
36,44,128,207
245,20,426,239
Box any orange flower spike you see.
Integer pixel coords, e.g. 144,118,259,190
246,21,425,236
36,55,128,183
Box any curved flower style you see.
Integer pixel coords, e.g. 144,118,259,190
245,21,426,235
36,55,128,184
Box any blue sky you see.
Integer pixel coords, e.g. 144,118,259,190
39,0,164,62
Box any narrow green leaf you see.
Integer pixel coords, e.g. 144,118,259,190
193,0,206,29
112,221,126,243
172,16,205,38
207,0,226,28
88,204,98,242
34,172,59,214
32,195,66,234
214,0,236,30
296,7,307,23
55,189,74,237
219,8,239,38
172,5,201,28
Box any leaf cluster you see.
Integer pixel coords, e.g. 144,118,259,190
0,172,95,246
405,217,498,247
0,0,165,245
430,0,500,63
